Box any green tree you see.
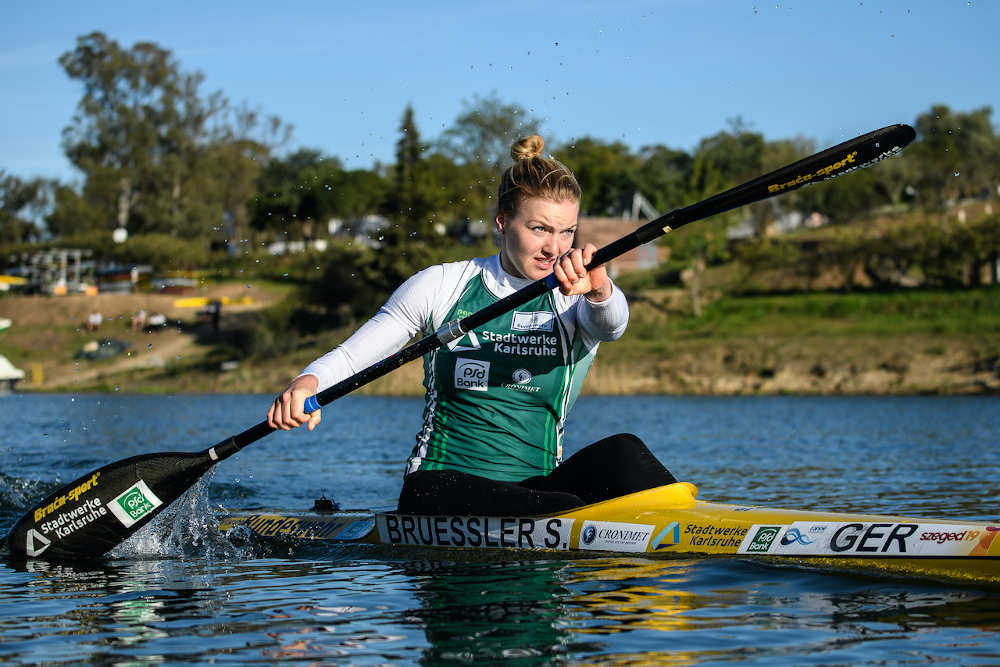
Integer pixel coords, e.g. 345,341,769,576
554,137,640,216
909,104,999,207
45,183,106,237
57,32,286,246
635,145,692,214
669,120,765,315
746,137,815,236
437,94,545,225
0,171,47,244
383,105,436,245
437,92,543,171
250,148,328,238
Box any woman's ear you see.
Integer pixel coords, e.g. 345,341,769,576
494,213,505,235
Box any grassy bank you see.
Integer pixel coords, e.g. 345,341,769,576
586,286,1000,395
3,283,997,396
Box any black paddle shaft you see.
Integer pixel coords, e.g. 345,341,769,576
4,123,915,561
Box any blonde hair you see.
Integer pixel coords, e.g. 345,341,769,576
497,134,581,218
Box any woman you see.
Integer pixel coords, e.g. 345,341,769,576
268,135,675,515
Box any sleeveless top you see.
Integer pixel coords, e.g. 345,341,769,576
299,254,629,482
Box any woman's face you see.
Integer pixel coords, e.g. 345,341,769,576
495,197,580,280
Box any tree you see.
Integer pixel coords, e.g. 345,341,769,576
45,183,106,237
56,32,288,245
382,105,436,244
635,145,692,214
554,137,640,216
437,93,543,171
0,171,48,244
747,137,815,236
909,104,999,207
668,120,765,315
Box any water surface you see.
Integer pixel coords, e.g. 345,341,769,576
2,394,999,664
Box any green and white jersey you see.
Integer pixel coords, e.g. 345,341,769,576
300,254,629,482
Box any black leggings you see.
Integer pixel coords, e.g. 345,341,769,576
396,433,676,515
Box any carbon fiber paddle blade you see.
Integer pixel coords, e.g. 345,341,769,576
5,452,215,560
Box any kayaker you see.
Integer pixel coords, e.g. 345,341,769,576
267,134,675,514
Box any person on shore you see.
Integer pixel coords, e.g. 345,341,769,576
267,134,675,515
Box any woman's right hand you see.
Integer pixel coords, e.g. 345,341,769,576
267,374,322,431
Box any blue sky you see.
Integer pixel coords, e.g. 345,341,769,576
2,0,997,184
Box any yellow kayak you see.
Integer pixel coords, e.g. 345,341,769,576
220,482,1000,585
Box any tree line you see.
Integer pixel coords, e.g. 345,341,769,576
2,32,999,269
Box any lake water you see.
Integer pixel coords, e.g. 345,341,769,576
1,393,999,665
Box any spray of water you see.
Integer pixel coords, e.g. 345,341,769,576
111,470,248,560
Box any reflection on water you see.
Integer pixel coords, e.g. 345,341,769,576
2,394,1000,663
3,547,1000,664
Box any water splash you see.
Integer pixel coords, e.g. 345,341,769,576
111,471,245,561
0,471,62,516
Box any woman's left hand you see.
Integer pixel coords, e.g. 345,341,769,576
553,243,612,302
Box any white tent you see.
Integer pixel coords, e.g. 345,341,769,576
0,354,25,390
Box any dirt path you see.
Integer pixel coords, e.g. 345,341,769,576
52,330,198,389
0,282,283,391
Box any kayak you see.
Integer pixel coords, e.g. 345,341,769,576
219,482,1000,585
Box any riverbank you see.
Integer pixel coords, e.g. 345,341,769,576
1,283,997,396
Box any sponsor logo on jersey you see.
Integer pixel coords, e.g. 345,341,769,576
454,358,489,391
511,311,555,332
579,521,655,552
109,480,163,528
447,330,481,353
512,368,532,384
502,368,541,394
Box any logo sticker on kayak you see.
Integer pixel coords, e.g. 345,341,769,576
651,521,680,549
741,521,1000,558
742,525,782,553
578,521,655,553
109,480,163,528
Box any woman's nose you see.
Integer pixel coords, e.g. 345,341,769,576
541,234,559,256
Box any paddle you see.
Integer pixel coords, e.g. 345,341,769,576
4,123,916,561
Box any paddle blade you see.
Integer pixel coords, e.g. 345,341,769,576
5,451,216,561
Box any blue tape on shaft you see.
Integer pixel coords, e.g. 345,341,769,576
544,274,559,289
304,395,320,413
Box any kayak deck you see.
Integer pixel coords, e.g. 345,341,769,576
219,482,1000,585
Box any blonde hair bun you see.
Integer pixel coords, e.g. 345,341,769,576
511,134,545,162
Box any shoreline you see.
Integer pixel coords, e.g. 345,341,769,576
3,286,998,397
